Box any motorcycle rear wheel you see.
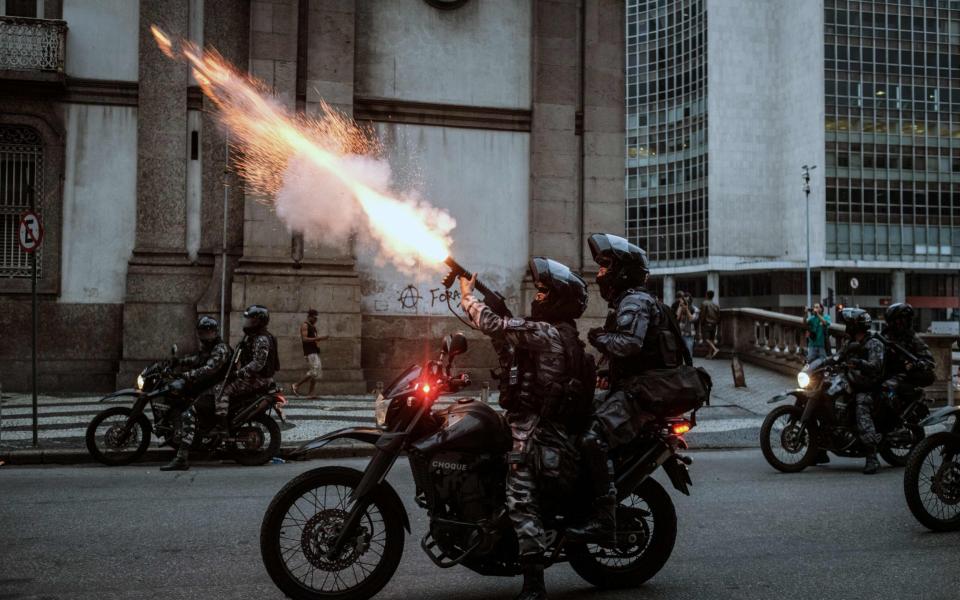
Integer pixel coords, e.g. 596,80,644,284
567,477,677,589
879,425,924,467
260,466,405,600
230,413,281,466
760,405,815,473
85,406,152,466
903,432,960,532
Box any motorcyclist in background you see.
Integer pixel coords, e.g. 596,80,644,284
566,233,686,543
881,303,936,406
838,308,886,475
209,305,279,439
459,257,592,600
160,316,231,471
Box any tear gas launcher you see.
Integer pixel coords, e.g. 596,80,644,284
441,257,513,318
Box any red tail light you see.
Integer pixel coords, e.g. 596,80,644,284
275,394,287,406
422,384,431,394
671,422,691,435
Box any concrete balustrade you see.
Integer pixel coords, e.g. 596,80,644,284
713,308,956,401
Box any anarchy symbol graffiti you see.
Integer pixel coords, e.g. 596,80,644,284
398,285,422,309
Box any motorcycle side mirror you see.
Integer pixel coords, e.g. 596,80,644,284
171,344,179,357
441,332,468,360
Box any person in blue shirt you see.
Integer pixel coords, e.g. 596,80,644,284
806,303,831,362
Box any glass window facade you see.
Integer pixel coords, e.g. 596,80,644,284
825,0,960,261
625,0,708,266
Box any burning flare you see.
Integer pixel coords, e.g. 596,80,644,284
150,26,454,269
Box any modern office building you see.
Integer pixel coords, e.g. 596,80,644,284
626,0,960,327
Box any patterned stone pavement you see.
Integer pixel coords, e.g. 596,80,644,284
0,358,796,455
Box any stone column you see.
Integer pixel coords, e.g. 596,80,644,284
663,275,676,307
707,271,720,304
230,0,364,393
529,0,580,268
119,0,214,385
581,0,626,265
892,269,906,304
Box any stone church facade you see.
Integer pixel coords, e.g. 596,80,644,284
0,0,624,393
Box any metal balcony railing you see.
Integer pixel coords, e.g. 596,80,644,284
0,16,66,74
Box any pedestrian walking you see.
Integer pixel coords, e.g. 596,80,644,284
292,309,327,398
675,292,699,358
700,290,720,359
805,303,831,363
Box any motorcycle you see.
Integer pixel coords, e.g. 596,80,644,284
761,350,928,472
85,343,284,466
903,406,960,531
260,333,697,600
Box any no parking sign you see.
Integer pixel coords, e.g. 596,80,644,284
18,211,43,253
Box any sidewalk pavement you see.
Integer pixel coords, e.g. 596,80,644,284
0,358,794,465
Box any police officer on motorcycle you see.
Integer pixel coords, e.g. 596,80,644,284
839,308,886,475
160,316,231,471
566,233,686,543
459,257,591,600
881,302,936,403
211,305,280,438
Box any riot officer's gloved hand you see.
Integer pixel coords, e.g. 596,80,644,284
588,327,605,347
168,378,187,394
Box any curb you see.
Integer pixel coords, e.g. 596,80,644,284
0,441,376,466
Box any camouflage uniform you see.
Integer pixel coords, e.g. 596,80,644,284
219,333,276,416
843,334,886,447
462,292,578,560
174,341,231,446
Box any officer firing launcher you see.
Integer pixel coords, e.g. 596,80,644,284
442,257,513,318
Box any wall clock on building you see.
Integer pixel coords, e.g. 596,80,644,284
424,0,470,9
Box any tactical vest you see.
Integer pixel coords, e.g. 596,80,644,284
608,289,685,384
498,321,595,431
240,331,280,378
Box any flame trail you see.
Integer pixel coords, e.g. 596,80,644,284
150,25,454,269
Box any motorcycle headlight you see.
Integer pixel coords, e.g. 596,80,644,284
136,374,145,391
375,393,389,428
797,371,810,389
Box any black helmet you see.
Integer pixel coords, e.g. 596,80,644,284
588,233,649,301
196,315,221,349
884,302,915,335
242,304,270,335
841,307,872,337
529,257,588,323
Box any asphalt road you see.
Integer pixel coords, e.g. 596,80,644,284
1,451,957,600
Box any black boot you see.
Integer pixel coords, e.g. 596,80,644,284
565,493,617,543
160,447,190,471
814,450,831,465
863,453,880,475
515,562,547,600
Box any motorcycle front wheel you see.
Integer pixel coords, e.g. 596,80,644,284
760,404,816,473
260,466,405,600
85,406,152,466
567,477,677,589
903,432,960,532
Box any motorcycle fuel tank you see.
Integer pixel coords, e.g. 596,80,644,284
411,399,511,455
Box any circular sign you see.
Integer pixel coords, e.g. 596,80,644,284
18,211,43,253
849,277,859,290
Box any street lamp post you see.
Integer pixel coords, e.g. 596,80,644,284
802,165,817,310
